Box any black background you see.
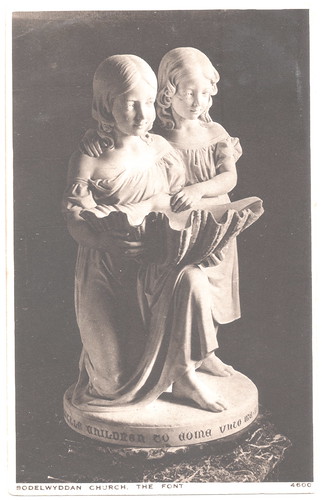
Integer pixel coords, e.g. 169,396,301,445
13,10,312,482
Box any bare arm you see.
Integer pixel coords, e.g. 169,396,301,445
194,158,237,197
171,158,237,212
66,209,101,248
63,152,126,251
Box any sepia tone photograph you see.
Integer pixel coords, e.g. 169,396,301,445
10,6,313,494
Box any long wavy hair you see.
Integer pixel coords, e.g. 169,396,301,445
156,47,220,130
92,54,157,149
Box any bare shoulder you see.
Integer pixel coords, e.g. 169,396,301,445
205,121,228,138
149,133,172,155
67,150,100,182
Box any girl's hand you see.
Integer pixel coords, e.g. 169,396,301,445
150,193,172,212
170,185,203,212
98,230,145,259
79,129,108,158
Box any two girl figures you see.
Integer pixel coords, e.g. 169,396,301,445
62,47,263,415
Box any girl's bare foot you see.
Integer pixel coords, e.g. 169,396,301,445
198,353,235,377
172,368,227,412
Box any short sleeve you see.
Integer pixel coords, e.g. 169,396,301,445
62,177,97,217
156,146,186,194
214,136,242,168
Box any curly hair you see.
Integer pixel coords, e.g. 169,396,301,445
156,47,220,130
92,54,157,149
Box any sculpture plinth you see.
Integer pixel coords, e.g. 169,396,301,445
63,371,258,448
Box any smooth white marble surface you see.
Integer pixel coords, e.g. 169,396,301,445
63,371,258,447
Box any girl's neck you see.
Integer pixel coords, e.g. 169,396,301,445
114,131,146,150
172,110,201,133
166,118,207,142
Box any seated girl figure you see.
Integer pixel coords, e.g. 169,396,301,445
156,47,243,380
71,53,263,414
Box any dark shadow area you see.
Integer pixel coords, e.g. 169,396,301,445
13,9,312,482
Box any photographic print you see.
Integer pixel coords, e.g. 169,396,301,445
9,5,313,495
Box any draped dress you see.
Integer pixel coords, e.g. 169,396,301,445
167,122,243,324
62,132,263,411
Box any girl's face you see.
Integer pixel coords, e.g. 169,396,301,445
111,79,156,138
171,73,212,122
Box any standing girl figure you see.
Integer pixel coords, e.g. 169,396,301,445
62,54,186,410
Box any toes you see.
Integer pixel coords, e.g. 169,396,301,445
212,367,231,377
225,365,236,376
217,370,231,377
220,364,235,376
210,400,227,412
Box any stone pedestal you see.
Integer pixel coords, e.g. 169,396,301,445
59,410,291,483
63,371,258,447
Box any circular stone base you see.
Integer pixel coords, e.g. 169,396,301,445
63,371,258,448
